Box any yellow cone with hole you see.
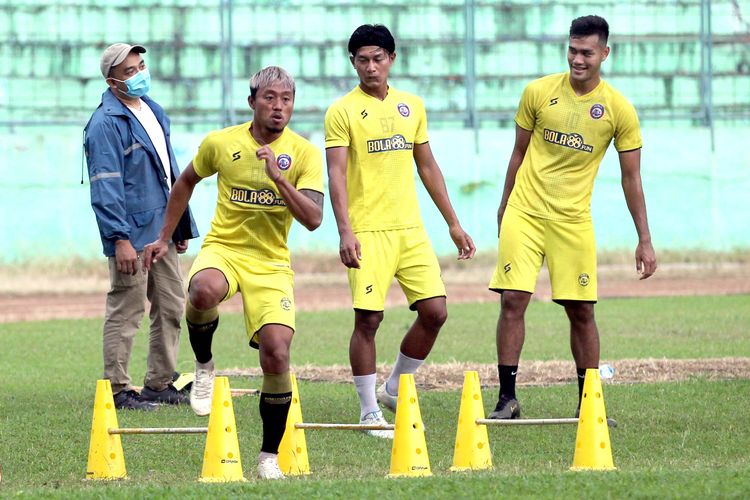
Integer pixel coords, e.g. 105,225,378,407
451,371,493,471
278,373,310,475
388,374,431,477
85,379,127,480
571,368,616,470
199,376,246,482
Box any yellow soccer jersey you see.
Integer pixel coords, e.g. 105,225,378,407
193,121,323,264
325,86,428,232
509,72,642,221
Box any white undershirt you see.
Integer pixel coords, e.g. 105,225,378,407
128,100,172,189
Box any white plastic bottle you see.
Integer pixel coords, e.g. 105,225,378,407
599,364,615,380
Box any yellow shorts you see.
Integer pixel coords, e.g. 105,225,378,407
188,244,295,348
489,205,597,302
349,227,446,311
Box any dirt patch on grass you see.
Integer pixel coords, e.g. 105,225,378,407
1,258,749,323
220,357,750,390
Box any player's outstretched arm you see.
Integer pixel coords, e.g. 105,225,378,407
143,163,202,270
257,145,323,231
619,148,657,279
497,124,532,235
326,146,361,268
413,142,476,260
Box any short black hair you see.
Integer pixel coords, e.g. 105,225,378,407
569,15,609,45
348,24,395,57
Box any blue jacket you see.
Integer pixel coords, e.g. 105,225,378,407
84,90,198,256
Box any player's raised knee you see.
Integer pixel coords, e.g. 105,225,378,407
188,283,223,311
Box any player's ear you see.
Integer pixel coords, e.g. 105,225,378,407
248,95,255,110
349,55,356,68
601,45,610,62
389,51,396,63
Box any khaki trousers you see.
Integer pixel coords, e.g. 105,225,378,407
103,244,184,394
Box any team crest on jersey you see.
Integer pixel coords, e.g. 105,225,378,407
590,104,605,119
397,103,410,117
277,154,292,171
578,273,590,286
280,297,292,311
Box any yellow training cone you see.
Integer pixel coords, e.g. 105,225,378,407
199,376,246,482
388,374,431,477
85,379,127,480
571,368,616,471
450,371,493,471
278,374,310,475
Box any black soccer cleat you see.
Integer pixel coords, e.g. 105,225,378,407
488,395,521,419
140,384,189,405
113,389,158,411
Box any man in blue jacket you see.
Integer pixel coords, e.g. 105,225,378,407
84,43,198,410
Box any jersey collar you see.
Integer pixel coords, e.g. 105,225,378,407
564,72,605,100
247,120,287,148
355,84,391,102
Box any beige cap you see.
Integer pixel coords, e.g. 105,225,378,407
100,43,146,78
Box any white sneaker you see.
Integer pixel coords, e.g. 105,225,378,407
257,453,285,480
190,359,215,416
360,410,394,439
376,382,398,413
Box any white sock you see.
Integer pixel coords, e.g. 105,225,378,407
353,373,379,418
258,451,277,463
386,351,424,395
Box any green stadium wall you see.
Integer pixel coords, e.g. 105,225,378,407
1,0,749,261
0,125,748,263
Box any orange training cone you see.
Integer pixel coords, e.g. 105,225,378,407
451,371,493,471
85,379,127,480
278,374,311,475
571,368,616,470
199,376,246,482
388,374,431,477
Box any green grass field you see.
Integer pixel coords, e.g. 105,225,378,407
1,295,749,498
